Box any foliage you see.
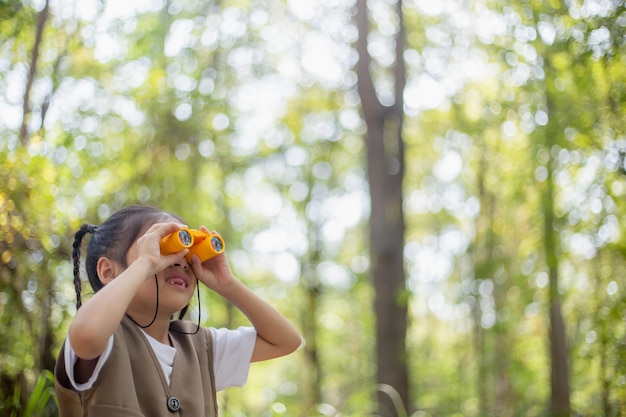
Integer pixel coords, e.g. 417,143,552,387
9,370,58,417
0,0,625,416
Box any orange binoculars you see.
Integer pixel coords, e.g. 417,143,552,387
160,228,225,263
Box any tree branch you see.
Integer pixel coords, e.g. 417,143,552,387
19,0,50,145
393,0,406,115
355,0,382,122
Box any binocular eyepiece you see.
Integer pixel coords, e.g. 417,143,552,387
160,228,225,263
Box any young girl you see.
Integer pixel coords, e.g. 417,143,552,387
54,205,302,417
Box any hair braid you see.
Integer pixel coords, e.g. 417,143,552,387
72,224,97,309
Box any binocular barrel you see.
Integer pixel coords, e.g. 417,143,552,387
160,228,225,263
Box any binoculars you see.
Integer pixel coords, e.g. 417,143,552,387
160,228,225,263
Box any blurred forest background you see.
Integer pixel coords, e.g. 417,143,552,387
1,0,626,416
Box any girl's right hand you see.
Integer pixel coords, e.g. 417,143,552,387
134,222,189,276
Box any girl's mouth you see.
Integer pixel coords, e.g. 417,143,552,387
166,276,189,289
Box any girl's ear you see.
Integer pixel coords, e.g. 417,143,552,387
96,257,121,285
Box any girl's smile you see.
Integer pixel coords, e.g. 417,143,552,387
156,264,196,299
165,274,190,290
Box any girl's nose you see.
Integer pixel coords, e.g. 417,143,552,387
173,260,189,270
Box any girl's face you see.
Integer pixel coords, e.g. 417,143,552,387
125,220,198,322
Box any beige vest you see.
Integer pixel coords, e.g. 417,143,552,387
55,316,218,417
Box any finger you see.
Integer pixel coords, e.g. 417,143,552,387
145,222,186,238
163,249,189,265
190,253,203,268
189,254,205,277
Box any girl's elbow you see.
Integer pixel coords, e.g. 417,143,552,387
285,333,304,355
68,322,106,360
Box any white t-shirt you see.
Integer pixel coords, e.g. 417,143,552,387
65,326,256,393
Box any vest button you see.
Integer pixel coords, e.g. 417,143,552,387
167,396,181,412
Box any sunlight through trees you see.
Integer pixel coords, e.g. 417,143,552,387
1,0,625,415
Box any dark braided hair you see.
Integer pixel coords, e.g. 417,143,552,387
71,205,184,309
72,224,97,309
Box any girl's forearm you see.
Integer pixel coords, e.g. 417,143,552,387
68,258,153,359
218,278,302,361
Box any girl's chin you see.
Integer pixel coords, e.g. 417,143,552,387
167,299,191,318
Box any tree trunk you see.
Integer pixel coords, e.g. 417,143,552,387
355,0,409,415
301,207,323,410
543,93,571,417
472,148,491,415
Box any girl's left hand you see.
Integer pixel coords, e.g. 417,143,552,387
189,227,236,294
